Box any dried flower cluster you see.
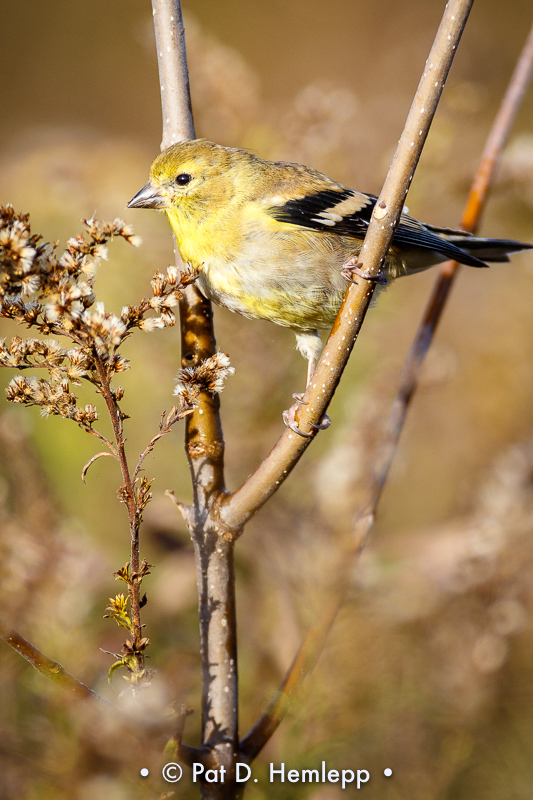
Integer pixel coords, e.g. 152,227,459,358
0,207,202,686
174,351,235,406
0,205,236,691
121,263,199,334
0,205,201,428
5,374,98,423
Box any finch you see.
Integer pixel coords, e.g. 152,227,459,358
129,138,531,429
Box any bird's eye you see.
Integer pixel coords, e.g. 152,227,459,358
176,173,192,186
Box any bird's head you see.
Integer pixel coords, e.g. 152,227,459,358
127,139,256,228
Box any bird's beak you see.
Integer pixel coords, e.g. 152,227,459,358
127,182,168,209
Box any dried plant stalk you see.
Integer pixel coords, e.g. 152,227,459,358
0,208,198,694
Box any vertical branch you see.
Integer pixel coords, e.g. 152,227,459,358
151,1,238,784
152,0,195,149
151,0,226,511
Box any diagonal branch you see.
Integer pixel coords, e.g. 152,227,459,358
0,620,105,701
240,600,338,760
132,404,194,485
82,425,117,455
0,621,207,764
239,21,533,762
356,20,533,551
216,0,474,535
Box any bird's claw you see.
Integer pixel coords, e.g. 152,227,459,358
282,403,331,437
282,405,313,438
341,258,387,285
311,413,331,431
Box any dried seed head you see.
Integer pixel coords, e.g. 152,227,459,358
174,352,235,406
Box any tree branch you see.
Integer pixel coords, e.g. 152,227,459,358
216,0,474,534
151,1,238,781
240,600,338,761
239,18,533,762
356,20,533,552
152,0,194,149
0,621,105,702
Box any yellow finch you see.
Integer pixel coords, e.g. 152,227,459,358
128,138,531,426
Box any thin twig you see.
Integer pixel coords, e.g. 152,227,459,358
216,0,474,534
239,21,533,762
165,489,194,527
0,624,210,766
132,405,193,485
82,424,118,456
92,351,144,674
175,704,195,754
0,620,105,701
240,601,338,760
81,450,117,483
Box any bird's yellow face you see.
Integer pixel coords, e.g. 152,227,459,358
128,139,258,263
129,141,230,212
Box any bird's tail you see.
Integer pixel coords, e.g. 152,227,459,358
426,224,533,266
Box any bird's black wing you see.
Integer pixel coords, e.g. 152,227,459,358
269,188,488,267
269,188,373,237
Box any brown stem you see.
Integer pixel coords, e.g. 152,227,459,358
216,0,474,534
151,1,239,785
0,621,105,701
240,600,339,761
239,18,533,762
81,450,117,483
93,352,143,670
82,424,118,456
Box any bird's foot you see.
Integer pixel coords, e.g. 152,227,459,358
341,258,387,285
282,396,331,437
311,413,331,431
282,402,313,437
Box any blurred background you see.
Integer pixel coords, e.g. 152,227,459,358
1,1,533,798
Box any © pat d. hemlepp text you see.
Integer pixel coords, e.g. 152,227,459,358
192,761,375,789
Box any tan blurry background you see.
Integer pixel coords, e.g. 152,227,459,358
1,1,533,798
